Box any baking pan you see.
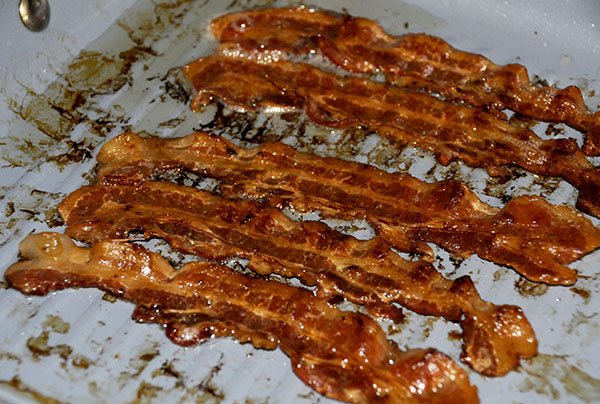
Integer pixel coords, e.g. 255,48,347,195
0,0,599,402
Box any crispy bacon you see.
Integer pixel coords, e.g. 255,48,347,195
210,7,600,155
97,132,600,286
182,53,600,219
58,181,537,376
5,232,479,403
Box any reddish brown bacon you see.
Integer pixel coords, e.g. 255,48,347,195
5,232,479,403
183,53,600,219
210,7,600,155
58,181,537,376
97,132,600,286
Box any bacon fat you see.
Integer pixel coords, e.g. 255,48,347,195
210,6,600,155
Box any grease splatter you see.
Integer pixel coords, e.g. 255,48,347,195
514,277,549,297
518,354,600,403
0,376,63,404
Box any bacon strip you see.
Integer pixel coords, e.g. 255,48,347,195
210,6,600,155
58,181,537,376
97,132,600,286
5,232,479,403
182,53,600,219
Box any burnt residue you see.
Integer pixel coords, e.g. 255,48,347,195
43,314,70,334
0,376,64,404
26,315,73,362
531,75,550,87
128,381,164,404
1,187,66,239
4,47,150,170
158,117,187,128
71,354,92,370
157,66,193,105
152,360,182,379
530,174,564,200
194,353,226,403
545,123,566,137
570,287,591,301
297,390,323,403
447,330,462,341
117,0,206,49
514,277,549,297
197,102,411,175
448,253,466,269
4,202,15,217
518,353,600,403
195,104,274,142
482,167,528,202
226,0,282,11
0,351,22,363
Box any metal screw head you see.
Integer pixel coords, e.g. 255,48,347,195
19,0,51,32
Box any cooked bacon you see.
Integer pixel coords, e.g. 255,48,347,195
97,132,600,286
58,181,537,376
182,53,600,219
5,232,479,403
210,6,600,155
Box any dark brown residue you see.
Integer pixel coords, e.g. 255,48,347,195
570,287,591,301
297,390,322,403
139,350,160,363
197,102,410,175
128,381,163,404
531,174,563,199
4,202,15,217
71,354,92,370
26,315,72,361
4,46,151,171
157,66,193,105
152,360,182,379
545,123,566,137
1,188,66,236
226,0,281,11
158,117,187,128
0,351,22,363
531,75,550,87
518,353,600,403
196,353,226,403
117,0,210,51
448,253,466,269
0,376,63,404
102,292,118,303
447,330,462,341
43,314,70,334
125,345,161,380
26,331,72,361
514,277,549,297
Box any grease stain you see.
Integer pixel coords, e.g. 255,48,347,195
514,277,549,297
0,376,63,404
518,354,600,403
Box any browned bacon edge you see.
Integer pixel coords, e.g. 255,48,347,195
58,181,538,377
5,232,480,403
97,132,600,286
210,6,600,156
182,53,600,219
